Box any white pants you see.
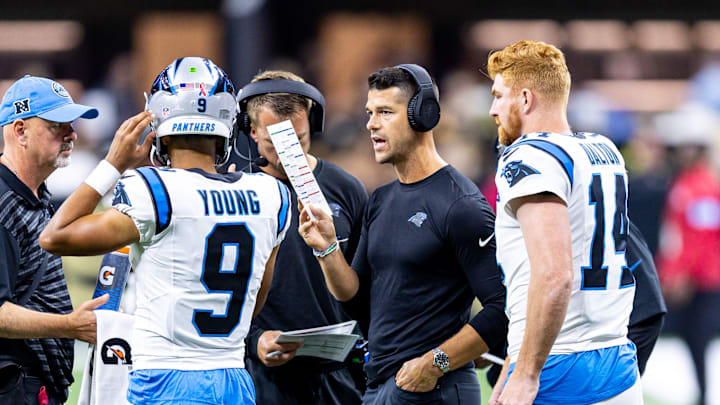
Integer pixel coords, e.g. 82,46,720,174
594,372,643,405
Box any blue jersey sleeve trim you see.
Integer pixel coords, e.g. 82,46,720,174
136,167,173,235
276,180,290,237
507,139,574,187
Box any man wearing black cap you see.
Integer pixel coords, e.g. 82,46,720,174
0,75,110,404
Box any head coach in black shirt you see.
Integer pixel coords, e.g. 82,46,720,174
236,70,368,404
0,76,111,404
299,65,508,404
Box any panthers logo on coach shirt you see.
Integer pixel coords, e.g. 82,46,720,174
408,212,428,228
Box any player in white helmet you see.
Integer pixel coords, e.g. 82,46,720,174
40,57,291,404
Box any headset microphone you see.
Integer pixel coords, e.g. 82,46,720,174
254,156,269,167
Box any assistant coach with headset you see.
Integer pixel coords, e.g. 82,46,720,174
299,64,508,403
236,70,368,404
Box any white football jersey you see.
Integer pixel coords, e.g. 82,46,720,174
112,167,290,371
495,132,634,363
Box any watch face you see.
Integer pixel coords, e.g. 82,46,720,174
433,348,450,372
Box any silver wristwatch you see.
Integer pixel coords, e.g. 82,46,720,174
432,347,450,373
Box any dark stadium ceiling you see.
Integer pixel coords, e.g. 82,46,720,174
4,0,720,21
2,0,718,90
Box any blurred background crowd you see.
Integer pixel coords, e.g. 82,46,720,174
1,0,719,403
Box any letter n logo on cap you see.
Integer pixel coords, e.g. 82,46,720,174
14,99,30,115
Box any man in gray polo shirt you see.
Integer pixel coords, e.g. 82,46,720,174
0,75,110,404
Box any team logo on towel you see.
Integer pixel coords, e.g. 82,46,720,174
101,338,133,365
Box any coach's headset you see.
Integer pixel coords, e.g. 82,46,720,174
236,79,325,138
394,64,441,133
234,79,325,167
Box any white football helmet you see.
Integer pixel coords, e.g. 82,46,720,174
146,57,237,166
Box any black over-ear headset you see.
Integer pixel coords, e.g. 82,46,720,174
394,64,441,133
236,79,326,137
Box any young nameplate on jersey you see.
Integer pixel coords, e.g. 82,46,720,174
40,57,291,405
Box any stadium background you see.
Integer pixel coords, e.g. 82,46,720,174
0,0,719,403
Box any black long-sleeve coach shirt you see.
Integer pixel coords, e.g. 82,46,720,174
346,165,508,387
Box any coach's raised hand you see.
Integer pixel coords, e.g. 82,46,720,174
105,111,155,173
297,201,337,253
298,200,359,302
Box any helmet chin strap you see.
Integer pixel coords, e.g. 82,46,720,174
149,143,168,167
215,137,232,167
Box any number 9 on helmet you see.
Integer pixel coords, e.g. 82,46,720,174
146,57,237,166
